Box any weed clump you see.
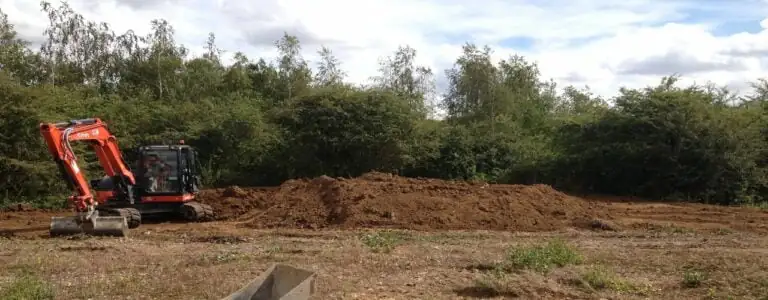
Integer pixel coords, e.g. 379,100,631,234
505,238,583,273
579,265,649,295
0,272,54,300
682,269,706,288
359,230,409,253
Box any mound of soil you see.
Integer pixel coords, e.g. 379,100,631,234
200,172,609,231
197,186,275,220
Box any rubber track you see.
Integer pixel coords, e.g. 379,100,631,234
182,202,216,222
116,208,142,229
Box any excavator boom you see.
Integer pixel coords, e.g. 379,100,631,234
40,118,135,237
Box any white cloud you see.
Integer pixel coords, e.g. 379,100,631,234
2,0,767,99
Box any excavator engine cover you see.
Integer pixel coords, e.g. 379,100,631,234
50,214,129,237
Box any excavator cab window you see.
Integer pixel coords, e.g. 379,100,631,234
137,149,181,194
180,147,200,192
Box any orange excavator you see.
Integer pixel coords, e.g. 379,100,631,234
40,118,215,237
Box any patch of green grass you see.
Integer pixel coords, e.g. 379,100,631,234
702,287,739,300
469,273,520,298
264,244,282,256
580,265,649,295
756,278,768,299
744,202,768,210
359,230,409,253
505,238,583,273
682,269,707,288
0,271,54,300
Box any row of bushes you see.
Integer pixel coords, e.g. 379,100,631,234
0,3,765,207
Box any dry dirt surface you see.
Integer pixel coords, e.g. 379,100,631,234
1,172,767,299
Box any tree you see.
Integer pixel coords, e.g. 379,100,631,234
274,33,311,102
314,46,346,87
372,45,436,118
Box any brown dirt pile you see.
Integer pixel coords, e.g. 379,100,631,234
197,186,275,220
199,172,609,231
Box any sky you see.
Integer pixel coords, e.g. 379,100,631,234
1,0,767,100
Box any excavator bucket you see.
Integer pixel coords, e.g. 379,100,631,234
222,263,315,300
49,215,129,237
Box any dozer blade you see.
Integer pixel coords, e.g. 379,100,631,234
49,216,129,237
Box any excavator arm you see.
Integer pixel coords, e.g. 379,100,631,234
40,118,135,236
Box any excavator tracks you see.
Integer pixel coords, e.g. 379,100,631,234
115,208,141,229
180,202,215,222
100,207,141,229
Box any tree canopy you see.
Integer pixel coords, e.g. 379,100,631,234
1,2,766,208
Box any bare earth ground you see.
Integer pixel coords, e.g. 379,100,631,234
1,173,767,299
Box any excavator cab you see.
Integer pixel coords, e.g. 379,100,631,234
92,143,213,222
134,144,201,196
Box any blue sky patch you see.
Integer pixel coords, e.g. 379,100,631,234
711,20,765,36
679,2,765,36
499,36,535,49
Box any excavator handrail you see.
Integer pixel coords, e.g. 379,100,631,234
45,118,100,129
40,118,136,213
